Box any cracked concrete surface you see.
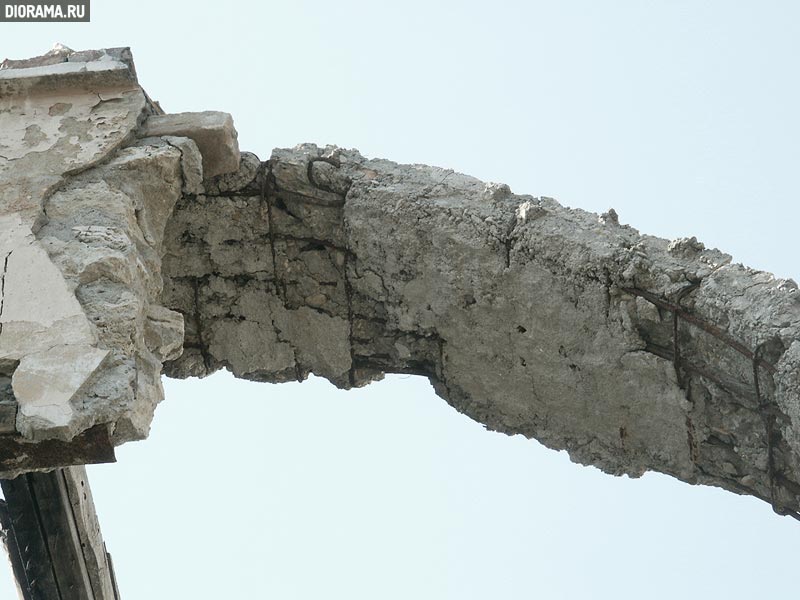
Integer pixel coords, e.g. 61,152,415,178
162,145,800,519
0,46,191,468
2,47,800,520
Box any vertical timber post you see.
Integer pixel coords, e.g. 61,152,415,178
0,467,120,599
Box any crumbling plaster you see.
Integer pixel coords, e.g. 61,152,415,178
1,47,799,519
0,47,189,454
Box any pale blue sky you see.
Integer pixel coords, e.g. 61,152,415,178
2,1,800,598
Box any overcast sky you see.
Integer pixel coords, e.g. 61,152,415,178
3,1,800,598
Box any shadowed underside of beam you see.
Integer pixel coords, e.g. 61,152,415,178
0,47,799,520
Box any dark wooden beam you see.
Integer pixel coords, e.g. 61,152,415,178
0,425,116,475
0,497,30,599
0,467,120,599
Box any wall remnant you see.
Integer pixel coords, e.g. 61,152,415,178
2,47,799,519
0,46,210,470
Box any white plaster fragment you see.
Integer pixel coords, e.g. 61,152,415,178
14,345,108,440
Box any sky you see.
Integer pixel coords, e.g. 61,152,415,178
2,1,800,598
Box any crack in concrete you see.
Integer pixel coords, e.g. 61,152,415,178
151,142,800,518
262,161,284,304
190,277,212,375
0,250,12,339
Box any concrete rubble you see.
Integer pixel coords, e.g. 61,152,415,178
0,45,205,467
1,47,799,519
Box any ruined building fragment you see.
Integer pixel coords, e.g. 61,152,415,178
1,47,799,520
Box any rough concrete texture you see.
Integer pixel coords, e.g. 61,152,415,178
140,111,240,178
162,144,800,519
2,48,800,520
0,46,234,469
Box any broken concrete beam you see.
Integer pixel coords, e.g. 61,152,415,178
2,46,800,523
162,144,800,518
140,111,240,178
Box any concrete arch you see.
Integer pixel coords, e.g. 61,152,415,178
1,47,799,523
